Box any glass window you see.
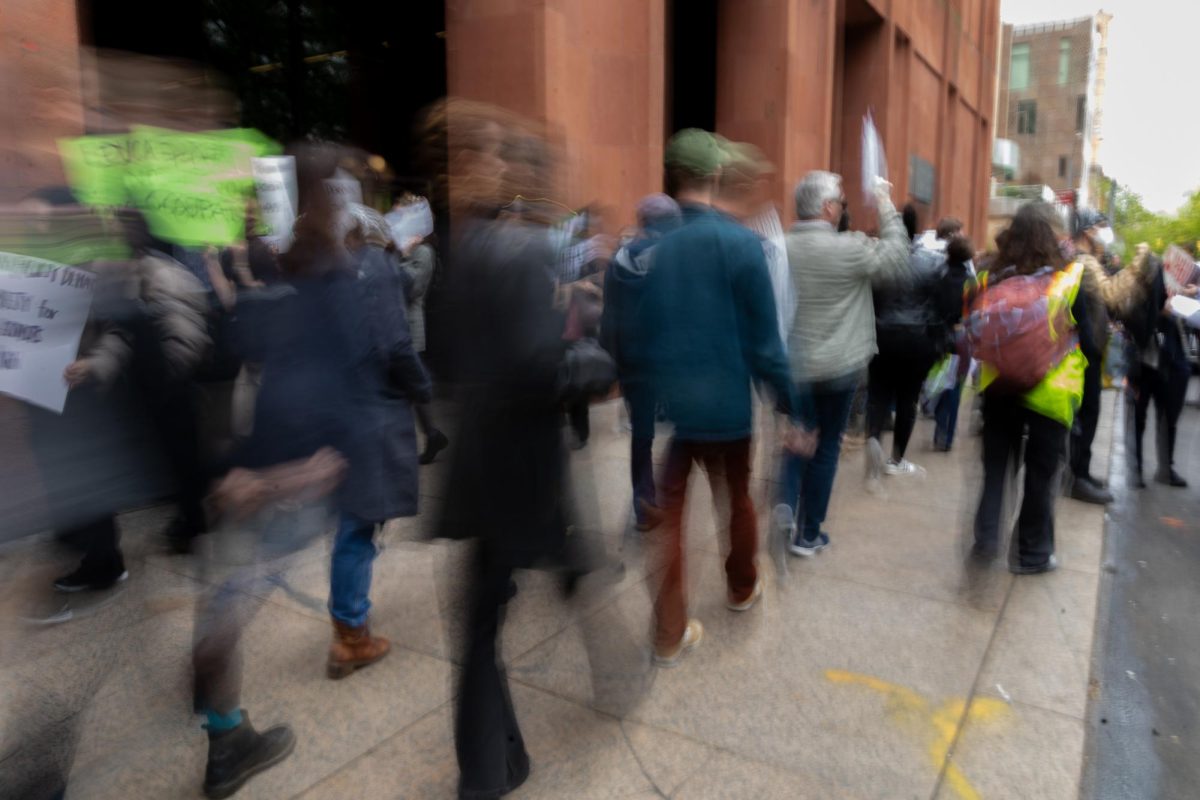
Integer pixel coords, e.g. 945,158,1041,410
1076,95,1087,133
1010,43,1031,90
1059,156,1068,178
1058,39,1071,85
1017,100,1037,135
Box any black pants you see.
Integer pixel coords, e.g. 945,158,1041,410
69,516,125,580
974,394,1066,568
148,392,207,537
1069,357,1103,480
567,399,590,444
455,544,530,799
1128,363,1189,477
867,348,935,461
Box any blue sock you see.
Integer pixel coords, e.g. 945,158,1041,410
204,708,243,732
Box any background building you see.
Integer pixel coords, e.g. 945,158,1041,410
4,0,1000,237
994,10,1112,207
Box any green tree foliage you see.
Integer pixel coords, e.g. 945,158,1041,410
1102,176,1200,260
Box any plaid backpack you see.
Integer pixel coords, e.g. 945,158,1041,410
966,265,1079,393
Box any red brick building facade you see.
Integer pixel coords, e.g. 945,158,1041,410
5,0,1000,236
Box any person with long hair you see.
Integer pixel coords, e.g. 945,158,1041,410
971,204,1095,574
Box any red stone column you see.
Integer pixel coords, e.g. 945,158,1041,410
0,0,85,202
715,0,839,223
446,0,665,227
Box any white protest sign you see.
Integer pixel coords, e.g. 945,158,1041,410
325,168,363,241
0,252,95,413
861,109,888,207
252,156,298,251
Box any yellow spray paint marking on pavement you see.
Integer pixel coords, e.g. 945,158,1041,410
825,669,1009,800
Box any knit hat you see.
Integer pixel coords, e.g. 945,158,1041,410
664,129,725,177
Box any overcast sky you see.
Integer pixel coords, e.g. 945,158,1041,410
1001,0,1198,213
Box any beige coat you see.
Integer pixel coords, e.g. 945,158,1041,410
81,251,209,385
784,197,913,383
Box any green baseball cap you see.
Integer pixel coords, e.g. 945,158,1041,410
664,128,725,177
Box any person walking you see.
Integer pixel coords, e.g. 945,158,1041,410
971,204,1093,574
1120,245,1190,488
638,129,807,667
775,171,910,555
863,212,952,481
392,199,450,465
324,204,432,679
1066,209,1155,501
931,234,977,451
600,193,681,530
427,101,619,798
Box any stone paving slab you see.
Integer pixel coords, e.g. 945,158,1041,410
0,390,1115,799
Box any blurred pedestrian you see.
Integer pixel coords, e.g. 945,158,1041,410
600,193,681,530
776,171,910,556
864,211,953,481
970,204,1091,574
431,105,617,798
1120,244,1190,488
1067,208,1155,500
391,196,450,465
638,129,806,667
931,233,978,451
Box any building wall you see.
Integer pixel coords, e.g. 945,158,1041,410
445,0,665,229
996,17,1097,196
715,0,1000,238
0,0,85,203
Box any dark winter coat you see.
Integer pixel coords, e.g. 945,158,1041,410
436,216,571,564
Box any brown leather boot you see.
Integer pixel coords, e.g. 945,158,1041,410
327,619,390,680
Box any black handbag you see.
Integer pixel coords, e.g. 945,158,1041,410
557,337,616,401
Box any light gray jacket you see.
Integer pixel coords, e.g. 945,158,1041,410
785,198,911,383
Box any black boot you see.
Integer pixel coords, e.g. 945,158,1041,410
1071,475,1113,505
203,712,295,799
1155,469,1189,488
419,429,450,465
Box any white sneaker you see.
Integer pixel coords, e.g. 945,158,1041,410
884,459,926,477
654,619,704,667
866,437,885,483
727,578,764,612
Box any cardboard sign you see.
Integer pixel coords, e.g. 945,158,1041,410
1163,245,1197,292
0,252,95,413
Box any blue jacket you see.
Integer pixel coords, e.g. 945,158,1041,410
638,204,796,441
601,224,676,381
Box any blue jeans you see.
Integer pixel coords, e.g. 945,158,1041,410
778,376,858,540
934,382,964,450
329,513,380,627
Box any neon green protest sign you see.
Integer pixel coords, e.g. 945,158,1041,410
59,128,280,247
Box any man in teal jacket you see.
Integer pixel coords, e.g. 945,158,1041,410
638,129,807,667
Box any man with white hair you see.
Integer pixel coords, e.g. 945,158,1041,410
775,171,911,556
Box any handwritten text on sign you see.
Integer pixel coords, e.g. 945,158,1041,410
0,252,94,413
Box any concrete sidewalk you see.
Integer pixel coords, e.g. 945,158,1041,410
0,392,1114,799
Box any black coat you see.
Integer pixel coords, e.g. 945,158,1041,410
436,217,569,565
233,250,430,522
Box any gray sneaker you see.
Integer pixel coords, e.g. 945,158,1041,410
866,437,885,482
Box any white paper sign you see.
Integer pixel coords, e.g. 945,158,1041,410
0,252,95,413
861,109,888,207
1169,294,1200,329
252,156,298,251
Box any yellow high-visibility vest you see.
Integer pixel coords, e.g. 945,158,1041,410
978,261,1087,428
